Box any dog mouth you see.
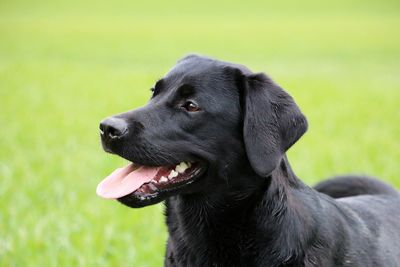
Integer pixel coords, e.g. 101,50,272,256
96,161,204,200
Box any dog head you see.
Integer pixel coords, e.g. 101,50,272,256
97,55,307,207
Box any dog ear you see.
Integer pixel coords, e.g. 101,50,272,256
241,72,308,177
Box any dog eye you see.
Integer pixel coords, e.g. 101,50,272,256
182,101,200,112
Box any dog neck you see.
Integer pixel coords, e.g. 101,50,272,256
164,155,316,266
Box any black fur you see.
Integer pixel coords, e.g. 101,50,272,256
100,55,400,267
314,175,398,198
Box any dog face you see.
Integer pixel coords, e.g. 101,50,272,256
97,55,307,208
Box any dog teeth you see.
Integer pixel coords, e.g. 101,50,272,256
160,176,168,183
167,162,192,179
175,162,189,174
168,170,179,179
151,179,158,184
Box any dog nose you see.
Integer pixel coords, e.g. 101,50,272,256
99,117,128,139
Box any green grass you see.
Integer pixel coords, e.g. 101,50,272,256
1,0,399,266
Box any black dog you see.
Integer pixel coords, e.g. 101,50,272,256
97,55,400,267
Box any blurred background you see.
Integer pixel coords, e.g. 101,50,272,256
0,0,399,266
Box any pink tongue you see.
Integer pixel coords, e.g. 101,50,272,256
96,164,162,199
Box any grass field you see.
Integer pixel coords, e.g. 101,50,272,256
1,0,399,266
